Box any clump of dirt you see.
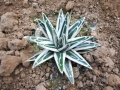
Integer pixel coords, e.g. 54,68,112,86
0,0,120,90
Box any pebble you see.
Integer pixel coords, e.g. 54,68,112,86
23,0,29,8
15,51,20,56
48,63,52,67
45,73,50,78
32,74,36,78
66,1,75,11
0,32,5,38
77,81,83,88
73,67,79,78
93,76,96,82
32,3,38,8
17,33,24,39
35,79,40,85
86,72,93,79
40,71,45,77
112,68,119,74
15,68,20,75
107,74,120,86
103,86,114,90
20,72,26,78
42,64,48,70
6,51,14,55
36,84,47,90
3,77,13,84
38,0,46,5
19,89,27,90
46,67,51,73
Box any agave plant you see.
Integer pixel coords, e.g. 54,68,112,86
24,9,100,84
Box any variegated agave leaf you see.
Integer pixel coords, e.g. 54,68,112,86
24,9,100,84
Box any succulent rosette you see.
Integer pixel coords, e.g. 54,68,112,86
24,9,100,84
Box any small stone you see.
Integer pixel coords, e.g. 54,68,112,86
63,85,67,89
41,77,45,82
109,48,116,56
8,39,28,50
20,46,34,67
20,72,26,78
0,38,8,50
78,76,82,80
94,86,100,90
32,74,36,78
0,51,6,59
48,63,52,67
103,57,114,68
6,51,14,55
107,74,120,86
32,3,38,8
42,64,47,70
83,54,94,63
112,68,119,74
66,1,75,11
77,81,83,88
45,73,49,78
93,76,96,82
29,70,33,75
103,86,114,90
17,33,24,39
35,75,40,80
23,0,29,8
46,67,51,73
15,68,20,75
15,51,20,56
91,31,97,37
38,0,46,5
4,0,12,5
19,89,27,90
0,32,5,38
36,84,47,90
86,72,93,79
23,30,32,36
86,80,90,85
73,67,79,78
3,76,13,84
35,79,40,85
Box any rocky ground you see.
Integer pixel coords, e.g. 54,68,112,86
0,0,120,90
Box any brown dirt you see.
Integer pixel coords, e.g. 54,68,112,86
0,0,120,90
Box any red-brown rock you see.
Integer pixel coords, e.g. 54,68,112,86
8,39,28,50
0,55,22,76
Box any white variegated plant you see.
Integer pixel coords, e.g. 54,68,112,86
24,9,100,84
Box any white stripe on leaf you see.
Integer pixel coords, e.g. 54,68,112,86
66,50,92,69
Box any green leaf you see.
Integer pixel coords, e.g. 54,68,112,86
26,52,41,61
54,52,66,73
74,41,100,51
58,44,69,52
64,59,74,84
24,36,50,43
78,49,93,54
58,13,69,40
68,17,85,39
32,50,53,68
42,13,58,46
67,36,93,50
37,41,58,52
57,37,63,49
56,9,64,32
66,50,92,69
35,19,48,38
62,34,67,46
